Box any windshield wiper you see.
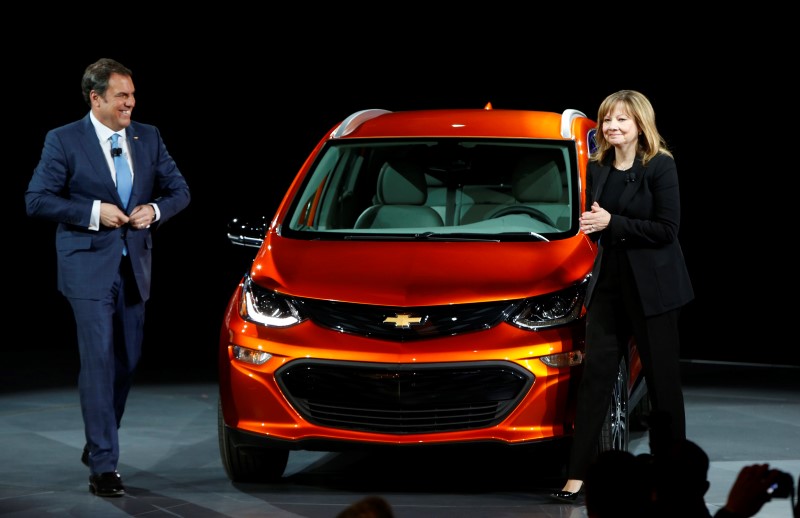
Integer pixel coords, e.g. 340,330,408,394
344,232,529,242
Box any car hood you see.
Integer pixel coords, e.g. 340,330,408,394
248,234,596,306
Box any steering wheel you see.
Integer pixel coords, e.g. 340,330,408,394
487,205,555,227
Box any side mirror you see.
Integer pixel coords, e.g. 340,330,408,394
227,216,268,248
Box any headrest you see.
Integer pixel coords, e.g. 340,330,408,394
512,158,562,203
376,161,428,205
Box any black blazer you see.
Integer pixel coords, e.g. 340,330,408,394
584,153,694,316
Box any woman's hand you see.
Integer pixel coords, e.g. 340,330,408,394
580,202,610,234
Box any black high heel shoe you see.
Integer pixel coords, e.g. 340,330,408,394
549,483,584,503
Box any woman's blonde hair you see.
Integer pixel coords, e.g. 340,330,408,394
590,90,672,166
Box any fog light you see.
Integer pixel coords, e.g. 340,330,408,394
540,350,584,368
232,345,272,365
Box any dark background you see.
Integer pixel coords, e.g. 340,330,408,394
7,30,797,387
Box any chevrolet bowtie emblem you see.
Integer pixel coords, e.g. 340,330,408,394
383,313,423,328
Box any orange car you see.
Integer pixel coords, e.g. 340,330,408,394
218,106,647,482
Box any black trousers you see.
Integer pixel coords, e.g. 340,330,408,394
567,249,685,480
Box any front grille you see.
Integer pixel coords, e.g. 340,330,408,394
276,360,533,434
296,298,520,341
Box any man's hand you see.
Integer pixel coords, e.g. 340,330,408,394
100,202,130,228
129,205,154,229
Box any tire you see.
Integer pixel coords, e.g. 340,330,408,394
218,399,289,483
597,356,630,452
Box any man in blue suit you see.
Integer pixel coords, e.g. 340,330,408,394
25,58,190,497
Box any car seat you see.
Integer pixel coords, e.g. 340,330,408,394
354,161,444,229
509,157,569,227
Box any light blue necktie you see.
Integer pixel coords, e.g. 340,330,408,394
111,133,132,256
111,133,132,208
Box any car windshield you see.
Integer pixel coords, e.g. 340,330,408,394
282,138,580,241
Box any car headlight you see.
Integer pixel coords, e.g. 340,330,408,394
508,279,587,330
238,276,307,327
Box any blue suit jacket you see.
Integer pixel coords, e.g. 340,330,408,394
25,113,190,302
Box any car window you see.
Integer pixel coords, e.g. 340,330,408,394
283,138,579,241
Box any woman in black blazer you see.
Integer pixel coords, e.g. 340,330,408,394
551,90,694,502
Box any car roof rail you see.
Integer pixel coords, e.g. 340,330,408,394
332,109,393,138
560,109,588,139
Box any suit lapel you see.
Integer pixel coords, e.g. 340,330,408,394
79,115,121,204
617,161,643,211
593,164,612,203
126,125,140,207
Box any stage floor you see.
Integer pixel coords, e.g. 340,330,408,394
2,360,798,517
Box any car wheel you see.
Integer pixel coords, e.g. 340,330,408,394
597,356,630,452
218,399,289,483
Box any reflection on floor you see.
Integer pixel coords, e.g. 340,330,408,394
1,361,798,517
